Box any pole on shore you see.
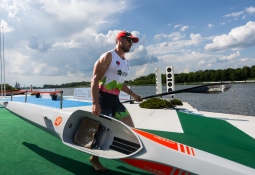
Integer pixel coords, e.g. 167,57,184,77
25,90,28,103
60,91,63,109
2,26,5,97
0,25,2,97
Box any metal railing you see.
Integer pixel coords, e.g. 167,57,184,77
9,90,64,109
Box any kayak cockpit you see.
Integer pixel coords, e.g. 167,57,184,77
62,110,142,159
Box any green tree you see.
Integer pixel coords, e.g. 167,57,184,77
221,70,227,81
214,69,222,81
0,84,16,91
203,70,211,82
229,70,236,81
162,74,166,84
188,72,195,82
251,66,255,78
242,66,251,79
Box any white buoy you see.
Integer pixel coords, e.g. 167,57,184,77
155,68,162,94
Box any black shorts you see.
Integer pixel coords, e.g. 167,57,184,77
98,90,130,120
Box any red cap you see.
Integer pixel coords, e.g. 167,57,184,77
116,31,139,43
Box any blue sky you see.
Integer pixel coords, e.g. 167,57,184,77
0,0,255,87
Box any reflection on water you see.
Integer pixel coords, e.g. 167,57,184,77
57,84,255,116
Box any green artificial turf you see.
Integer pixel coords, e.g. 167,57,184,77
143,111,255,169
0,107,151,175
1,106,255,175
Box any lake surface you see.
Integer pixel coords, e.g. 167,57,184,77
57,83,255,116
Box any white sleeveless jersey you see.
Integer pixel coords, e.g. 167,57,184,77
99,50,129,95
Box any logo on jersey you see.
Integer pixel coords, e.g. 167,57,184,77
116,61,120,66
117,70,128,77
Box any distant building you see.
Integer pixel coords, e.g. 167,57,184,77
15,82,20,89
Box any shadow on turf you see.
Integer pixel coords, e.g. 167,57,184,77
23,142,150,175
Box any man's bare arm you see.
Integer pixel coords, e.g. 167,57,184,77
91,52,112,116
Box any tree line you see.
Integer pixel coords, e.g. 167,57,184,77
43,65,255,87
44,65,255,88
3,65,254,90
127,65,255,85
175,66,255,84
43,81,91,88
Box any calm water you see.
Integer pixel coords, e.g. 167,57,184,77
57,83,255,116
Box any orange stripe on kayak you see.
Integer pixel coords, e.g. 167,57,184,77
122,158,174,175
173,168,180,175
132,129,195,156
122,158,191,175
181,171,186,175
186,146,190,155
191,148,195,156
180,144,185,153
132,128,178,151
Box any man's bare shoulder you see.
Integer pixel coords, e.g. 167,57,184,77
100,51,112,59
98,51,112,64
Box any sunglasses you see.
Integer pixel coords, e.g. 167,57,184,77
123,37,133,44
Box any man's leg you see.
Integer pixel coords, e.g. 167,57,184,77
120,115,135,127
90,155,107,172
90,91,111,172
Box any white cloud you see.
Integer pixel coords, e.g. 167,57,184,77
246,6,255,14
198,60,205,66
207,64,212,68
0,0,29,18
127,45,159,66
154,32,185,41
239,58,249,62
0,19,14,33
39,0,126,23
180,26,189,31
208,24,214,28
95,30,118,45
183,67,190,73
7,50,31,75
149,33,204,56
174,24,182,28
191,51,205,58
53,40,83,49
223,6,255,21
219,51,240,61
205,21,255,51
170,32,186,41
189,33,203,45
135,65,147,77
224,11,243,18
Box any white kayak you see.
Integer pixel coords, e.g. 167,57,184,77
2,101,142,159
2,101,255,175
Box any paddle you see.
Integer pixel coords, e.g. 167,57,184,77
122,83,231,103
